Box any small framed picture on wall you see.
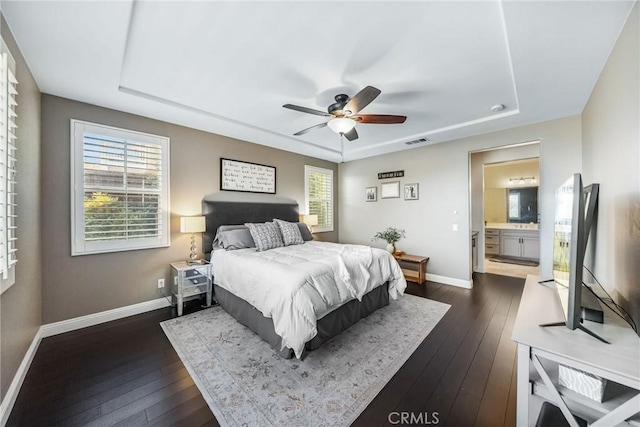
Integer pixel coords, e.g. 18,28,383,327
381,181,401,199
404,183,419,200
365,186,377,202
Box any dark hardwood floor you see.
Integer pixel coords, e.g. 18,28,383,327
8,273,523,426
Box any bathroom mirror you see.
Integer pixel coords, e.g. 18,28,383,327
508,187,538,223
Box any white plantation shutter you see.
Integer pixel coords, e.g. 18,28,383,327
0,42,18,290
304,165,334,233
71,120,170,255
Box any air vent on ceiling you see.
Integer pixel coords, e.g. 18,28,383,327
405,137,430,146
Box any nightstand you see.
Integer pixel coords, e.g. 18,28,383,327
170,261,212,316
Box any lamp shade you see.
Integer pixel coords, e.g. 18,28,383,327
180,216,206,233
300,214,318,226
327,117,356,134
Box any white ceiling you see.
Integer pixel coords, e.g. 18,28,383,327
2,1,635,163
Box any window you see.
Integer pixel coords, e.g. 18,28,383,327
508,187,538,223
304,165,334,233
0,38,18,292
71,120,170,255
508,192,520,220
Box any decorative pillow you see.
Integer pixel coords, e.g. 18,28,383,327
274,219,304,246
296,222,314,241
245,222,284,251
216,229,256,250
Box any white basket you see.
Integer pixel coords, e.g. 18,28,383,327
558,364,608,402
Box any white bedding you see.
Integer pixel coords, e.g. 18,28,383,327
210,241,407,358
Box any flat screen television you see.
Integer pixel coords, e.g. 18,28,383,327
541,173,607,343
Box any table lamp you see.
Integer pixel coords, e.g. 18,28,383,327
180,216,206,264
300,214,318,233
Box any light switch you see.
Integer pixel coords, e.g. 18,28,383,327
452,224,458,231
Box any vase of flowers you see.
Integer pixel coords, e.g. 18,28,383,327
372,227,406,253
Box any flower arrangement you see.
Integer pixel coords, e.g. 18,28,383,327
372,227,406,244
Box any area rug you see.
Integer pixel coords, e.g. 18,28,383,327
488,255,539,267
161,294,450,427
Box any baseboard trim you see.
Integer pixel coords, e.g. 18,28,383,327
426,273,473,289
0,328,42,427
0,296,172,426
41,297,172,338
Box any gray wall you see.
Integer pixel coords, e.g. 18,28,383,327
582,3,639,332
41,95,338,324
0,15,42,400
339,116,582,284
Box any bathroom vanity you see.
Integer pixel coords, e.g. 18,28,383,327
485,223,540,261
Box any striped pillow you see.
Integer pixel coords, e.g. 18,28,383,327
245,222,284,251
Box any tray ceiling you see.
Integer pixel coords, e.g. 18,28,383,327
2,1,634,162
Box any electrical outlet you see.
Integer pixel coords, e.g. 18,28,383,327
157,278,165,289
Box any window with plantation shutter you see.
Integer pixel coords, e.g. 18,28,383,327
0,39,18,293
304,165,334,233
71,120,170,255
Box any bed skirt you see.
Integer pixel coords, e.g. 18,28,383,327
213,282,390,359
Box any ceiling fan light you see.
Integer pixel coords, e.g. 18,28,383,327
327,117,356,134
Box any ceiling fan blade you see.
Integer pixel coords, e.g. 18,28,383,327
294,122,328,136
344,86,381,115
283,104,330,117
353,114,407,124
344,128,359,141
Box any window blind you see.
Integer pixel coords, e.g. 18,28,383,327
305,166,334,233
71,120,170,255
0,49,18,282
83,133,163,241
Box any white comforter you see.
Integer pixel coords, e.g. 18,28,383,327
211,241,407,358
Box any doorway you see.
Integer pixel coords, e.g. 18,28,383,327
469,142,541,279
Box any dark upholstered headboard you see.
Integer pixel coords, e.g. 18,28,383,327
202,198,299,259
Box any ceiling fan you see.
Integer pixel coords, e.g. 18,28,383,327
283,86,407,141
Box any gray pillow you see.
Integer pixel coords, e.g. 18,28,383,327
297,222,314,241
245,222,284,251
213,225,249,249
274,219,304,246
217,224,249,233
216,228,256,250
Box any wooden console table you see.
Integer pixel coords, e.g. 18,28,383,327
393,253,429,285
512,275,640,426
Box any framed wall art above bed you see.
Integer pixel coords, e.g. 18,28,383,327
220,158,276,194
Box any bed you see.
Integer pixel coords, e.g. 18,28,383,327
202,196,406,359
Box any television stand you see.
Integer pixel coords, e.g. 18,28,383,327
537,280,605,323
513,276,640,427
539,321,610,344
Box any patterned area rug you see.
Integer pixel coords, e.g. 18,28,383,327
161,294,450,427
